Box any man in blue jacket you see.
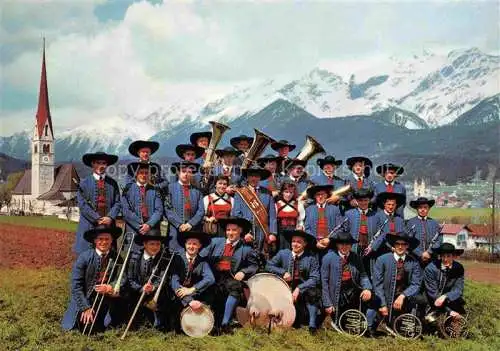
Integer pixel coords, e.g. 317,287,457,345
266,229,320,334
368,233,422,334
126,229,169,330
201,217,259,334
165,161,205,252
74,152,121,254
373,163,407,217
62,224,124,332
424,243,466,319
321,231,372,331
170,231,215,334
122,162,164,252
407,197,442,265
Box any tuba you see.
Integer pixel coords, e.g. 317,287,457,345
200,121,231,190
241,129,276,169
295,135,326,163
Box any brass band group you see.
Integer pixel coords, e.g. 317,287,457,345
61,122,467,339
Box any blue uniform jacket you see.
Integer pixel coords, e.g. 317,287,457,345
121,184,164,233
231,187,277,252
75,175,121,254
344,208,380,252
424,260,464,302
373,181,407,217
266,249,319,293
345,173,375,192
170,249,215,306
371,211,406,252
164,182,205,252
310,173,346,189
321,250,372,321
406,216,442,257
61,249,125,330
201,238,259,278
304,204,343,239
373,253,422,308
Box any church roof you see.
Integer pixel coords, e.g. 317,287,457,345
37,164,79,200
12,169,31,195
35,38,54,138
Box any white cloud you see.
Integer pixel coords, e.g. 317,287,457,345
1,0,498,136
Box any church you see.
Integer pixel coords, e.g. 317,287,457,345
10,41,80,221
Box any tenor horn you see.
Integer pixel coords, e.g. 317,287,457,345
241,129,276,169
202,121,231,170
295,135,326,163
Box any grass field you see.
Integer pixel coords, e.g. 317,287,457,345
429,207,496,223
0,268,499,351
0,215,77,232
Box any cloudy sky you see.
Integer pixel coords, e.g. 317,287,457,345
0,0,498,136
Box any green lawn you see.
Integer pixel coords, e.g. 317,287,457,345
0,215,77,232
430,207,492,218
0,268,498,351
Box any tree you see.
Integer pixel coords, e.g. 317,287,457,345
0,171,23,212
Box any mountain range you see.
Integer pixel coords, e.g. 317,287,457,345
0,48,498,184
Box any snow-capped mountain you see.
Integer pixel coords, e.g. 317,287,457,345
1,48,498,161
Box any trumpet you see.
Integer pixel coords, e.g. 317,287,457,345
83,231,133,336
121,248,176,340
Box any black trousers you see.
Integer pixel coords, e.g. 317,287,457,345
293,287,321,328
212,272,246,327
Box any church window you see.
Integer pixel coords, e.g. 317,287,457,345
34,145,38,154
45,125,48,136
43,144,50,153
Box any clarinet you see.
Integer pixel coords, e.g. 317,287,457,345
362,217,389,256
327,217,349,239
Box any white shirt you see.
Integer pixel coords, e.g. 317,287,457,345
186,253,197,262
143,252,155,261
418,216,428,221
384,180,394,186
339,252,350,260
352,173,363,181
393,253,406,262
136,181,147,188
384,210,394,216
95,248,108,257
203,193,234,213
358,208,368,215
178,180,190,186
93,173,105,181
317,203,326,209
292,251,304,260
225,239,239,247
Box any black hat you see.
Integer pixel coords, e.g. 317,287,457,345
215,146,242,157
376,192,406,209
331,231,358,245
218,217,252,235
271,139,296,152
175,144,205,159
307,184,334,199
190,131,212,146
409,197,436,209
84,224,122,243
386,233,420,251
170,161,200,174
241,167,271,180
317,155,342,168
127,161,161,177
82,152,118,167
177,231,211,248
352,188,374,200
346,156,373,169
282,229,316,247
128,140,160,157
434,242,464,256
133,228,167,244
285,158,307,169
230,135,254,148
376,163,404,176
257,154,283,167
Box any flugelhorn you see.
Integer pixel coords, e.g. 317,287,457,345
241,129,276,169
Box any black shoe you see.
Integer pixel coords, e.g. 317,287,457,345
366,329,377,338
309,327,318,335
220,324,234,335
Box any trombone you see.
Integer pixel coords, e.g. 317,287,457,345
82,231,134,336
120,247,176,340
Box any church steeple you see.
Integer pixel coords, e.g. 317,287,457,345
35,38,53,138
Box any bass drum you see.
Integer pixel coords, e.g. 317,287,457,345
236,273,296,329
180,303,214,338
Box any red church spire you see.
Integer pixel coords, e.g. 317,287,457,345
35,38,53,138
